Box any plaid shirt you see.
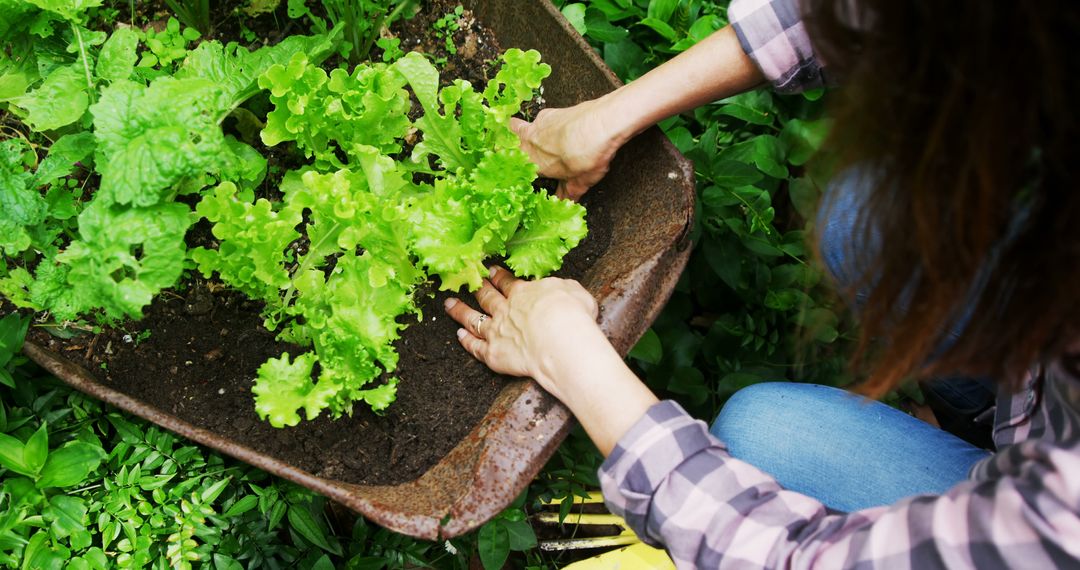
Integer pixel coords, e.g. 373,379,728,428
599,5,1080,566
727,0,828,93
600,363,1080,568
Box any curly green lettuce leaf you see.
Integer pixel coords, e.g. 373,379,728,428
483,48,551,124
91,77,227,206
392,52,477,172
0,256,94,321
56,201,192,320
253,352,339,428
394,49,550,174
259,52,410,168
9,64,88,131
409,180,491,292
505,192,588,278
176,32,337,113
261,254,408,422
191,181,301,306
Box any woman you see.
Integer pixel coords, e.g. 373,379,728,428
444,0,1080,567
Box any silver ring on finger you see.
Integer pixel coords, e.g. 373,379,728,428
472,314,489,337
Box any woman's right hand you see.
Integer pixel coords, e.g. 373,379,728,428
443,266,602,403
511,97,630,202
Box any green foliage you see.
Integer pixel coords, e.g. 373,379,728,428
476,493,537,570
199,49,586,426
432,5,464,56
0,340,362,568
0,21,336,324
287,0,417,64
163,0,211,36
136,17,201,73
258,52,412,169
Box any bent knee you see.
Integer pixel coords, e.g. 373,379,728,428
710,383,850,443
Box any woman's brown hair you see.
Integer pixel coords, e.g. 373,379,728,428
803,0,1080,396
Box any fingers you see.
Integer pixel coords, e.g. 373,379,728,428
456,328,488,362
474,279,508,315
556,179,589,202
488,265,520,296
510,116,530,137
443,298,489,338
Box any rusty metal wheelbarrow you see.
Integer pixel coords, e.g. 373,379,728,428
24,0,695,540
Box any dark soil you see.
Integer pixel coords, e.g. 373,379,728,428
25,2,614,486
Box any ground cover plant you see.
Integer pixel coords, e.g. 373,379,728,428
0,0,854,567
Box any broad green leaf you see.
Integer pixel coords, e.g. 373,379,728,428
92,77,227,206
178,33,336,112
628,329,662,364
11,64,88,131
669,366,708,405
33,131,95,187
716,90,775,126
23,422,48,475
22,531,67,570
561,3,587,35
788,176,821,220
287,505,340,555
702,237,743,291
222,495,258,518
710,160,764,188
96,28,138,82
212,554,244,570
0,432,30,476
585,7,629,43
477,522,510,570
647,0,679,22
503,519,537,551
688,14,722,41
638,17,677,41
45,495,87,539
780,118,831,166
603,37,648,80
36,441,105,488
57,201,192,320
200,477,231,503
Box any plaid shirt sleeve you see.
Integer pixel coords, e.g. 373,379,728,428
599,399,1080,569
728,0,828,93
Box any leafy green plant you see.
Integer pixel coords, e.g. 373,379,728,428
433,5,464,56
0,22,337,324
0,334,361,568
476,494,538,570
136,17,202,73
193,49,587,427
287,0,417,64
164,0,211,36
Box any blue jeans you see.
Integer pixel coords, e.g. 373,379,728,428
710,382,991,512
709,170,992,513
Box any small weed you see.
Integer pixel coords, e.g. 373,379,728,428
432,5,463,55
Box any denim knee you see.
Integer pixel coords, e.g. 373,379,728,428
709,382,828,445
